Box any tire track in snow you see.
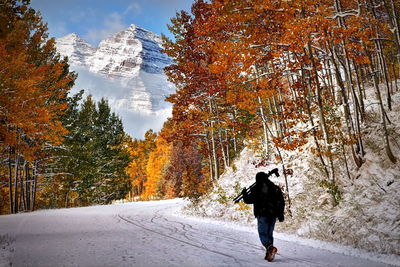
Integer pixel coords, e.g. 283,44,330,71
117,213,249,267
198,228,334,267
116,203,339,266
119,207,326,266
155,214,198,243
158,216,336,267
151,210,180,235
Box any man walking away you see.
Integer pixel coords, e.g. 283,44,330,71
242,171,285,261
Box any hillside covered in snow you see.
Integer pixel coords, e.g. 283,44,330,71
182,83,400,257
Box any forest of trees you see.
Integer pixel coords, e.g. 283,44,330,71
1,0,399,214
125,125,208,201
0,0,131,214
151,0,398,205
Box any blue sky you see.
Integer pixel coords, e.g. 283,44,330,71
30,0,192,45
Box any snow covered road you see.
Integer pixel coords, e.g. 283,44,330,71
0,199,396,266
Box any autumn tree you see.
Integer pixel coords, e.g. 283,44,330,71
0,0,76,213
126,130,157,198
143,134,172,199
161,0,398,206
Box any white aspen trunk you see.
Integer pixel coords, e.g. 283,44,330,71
389,0,400,75
8,147,14,214
253,65,269,155
370,58,397,163
258,96,270,155
205,135,214,181
13,154,20,213
307,41,336,181
208,98,219,180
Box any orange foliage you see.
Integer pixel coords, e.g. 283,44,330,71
0,11,75,160
125,130,157,197
143,136,172,199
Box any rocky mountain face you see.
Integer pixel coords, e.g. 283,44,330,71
56,24,174,113
56,33,96,66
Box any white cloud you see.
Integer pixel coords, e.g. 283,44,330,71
69,66,171,139
48,21,69,39
118,108,171,139
69,9,95,24
123,2,142,15
84,13,127,45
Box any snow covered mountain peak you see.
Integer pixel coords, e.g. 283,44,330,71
55,25,175,137
56,33,96,66
88,24,170,78
126,24,161,43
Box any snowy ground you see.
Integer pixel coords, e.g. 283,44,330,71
0,199,397,267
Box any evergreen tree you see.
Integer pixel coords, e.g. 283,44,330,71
40,94,131,208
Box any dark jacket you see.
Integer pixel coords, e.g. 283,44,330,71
243,178,285,221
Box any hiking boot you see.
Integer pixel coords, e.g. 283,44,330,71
266,245,278,262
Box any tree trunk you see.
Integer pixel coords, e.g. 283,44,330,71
30,164,36,211
225,130,230,167
253,65,270,155
376,40,392,110
326,59,336,101
341,139,352,180
344,55,364,156
13,154,20,213
208,108,219,180
328,42,363,168
258,96,270,155
20,161,27,212
205,135,214,182
353,61,365,120
371,69,397,163
25,163,30,211
65,190,69,208
232,109,238,154
307,42,336,181
369,0,392,110
362,37,397,163
385,0,400,76
300,63,330,179
218,129,228,168
211,97,228,168
266,124,292,216
334,0,365,159
392,63,399,92
8,147,14,214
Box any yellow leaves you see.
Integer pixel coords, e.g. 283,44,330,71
0,5,75,160
143,136,172,199
125,130,160,198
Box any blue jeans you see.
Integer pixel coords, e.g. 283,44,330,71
257,216,276,246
